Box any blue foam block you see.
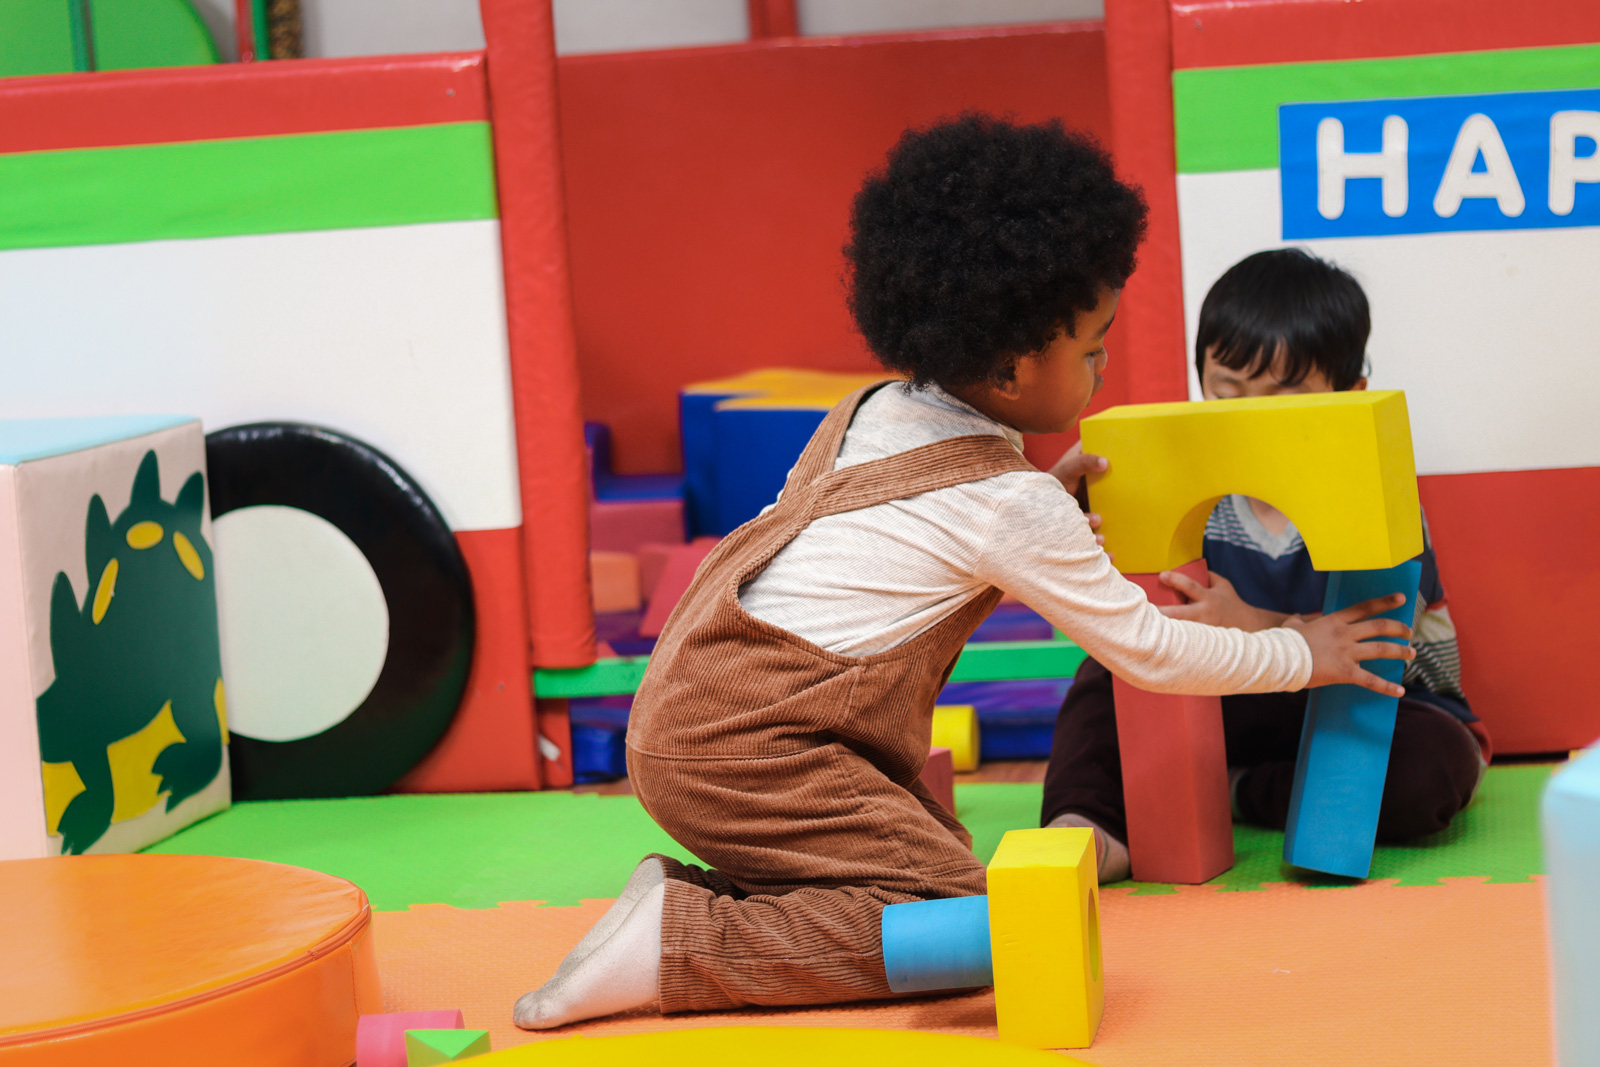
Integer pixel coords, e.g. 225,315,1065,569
881,895,993,993
940,678,1072,761
569,699,631,783
585,421,685,502
1543,745,1600,1066
680,392,729,538
0,415,193,464
711,406,826,535
1282,559,1422,878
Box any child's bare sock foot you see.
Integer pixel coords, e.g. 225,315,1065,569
552,856,664,978
513,880,664,1029
1047,813,1131,883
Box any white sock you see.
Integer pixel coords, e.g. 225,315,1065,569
1047,813,1131,884
552,857,665,979
513,880,664,1029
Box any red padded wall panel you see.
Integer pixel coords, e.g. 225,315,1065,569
557,24,1114,475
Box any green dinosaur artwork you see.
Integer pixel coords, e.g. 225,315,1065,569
35,450,227,855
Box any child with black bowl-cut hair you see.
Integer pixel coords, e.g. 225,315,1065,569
1042,248,1490,884
513,120,1415,1030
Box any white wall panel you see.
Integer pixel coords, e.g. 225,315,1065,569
0,221,522,531
1177,168,1600,478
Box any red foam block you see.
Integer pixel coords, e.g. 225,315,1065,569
357,1009,463,1067
638,538,720,638
920,746,956,815
590,498,686,555
1112,560,1234,884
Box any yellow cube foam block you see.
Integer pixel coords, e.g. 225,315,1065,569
683,368,890,405
1079,391,1421,574
987,827,1103,1050
931,704,979,772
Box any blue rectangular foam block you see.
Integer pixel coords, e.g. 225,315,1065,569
1543,745,1600,1067
568,699,631,783
1282,560,1422,878
680,392,734,538
711,406,826,535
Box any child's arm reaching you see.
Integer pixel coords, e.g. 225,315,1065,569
976,473,1411,698
1284,597,1412,697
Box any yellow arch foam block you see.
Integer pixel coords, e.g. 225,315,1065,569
988,827,1103,1049
931,704,979,772
471,1027,1087,1065
1079,391,1421,573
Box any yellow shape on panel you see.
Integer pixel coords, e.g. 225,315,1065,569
40,700,186,836
1078,391,1421,574
107,700,186,823
471,1026,1087,1066
931,704,979,772
987,827,1103,1050
41,760,87,837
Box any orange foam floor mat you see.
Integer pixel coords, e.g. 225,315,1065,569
373,876,1550,1065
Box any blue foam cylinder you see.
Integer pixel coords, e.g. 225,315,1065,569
881,895,993,993
1282,559,1422,878
1543,745,1600,1067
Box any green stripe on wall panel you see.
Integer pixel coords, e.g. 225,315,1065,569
531,639,1088,698
1175,42,1600,175
0,122,498,251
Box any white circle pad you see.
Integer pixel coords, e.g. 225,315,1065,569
213,505,389,743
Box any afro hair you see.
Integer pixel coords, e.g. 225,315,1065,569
845,113,1147,389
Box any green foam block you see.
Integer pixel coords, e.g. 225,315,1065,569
405,1028,490,1064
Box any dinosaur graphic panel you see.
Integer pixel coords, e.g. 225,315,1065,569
0,417,230,859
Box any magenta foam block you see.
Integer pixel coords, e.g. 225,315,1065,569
356,1010,464,1067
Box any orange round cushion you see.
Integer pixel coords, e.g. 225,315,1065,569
0,854,380,1066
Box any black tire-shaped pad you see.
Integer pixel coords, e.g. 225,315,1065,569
207,423,474,799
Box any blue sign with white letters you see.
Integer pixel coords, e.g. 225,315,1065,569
1280,88,1600,239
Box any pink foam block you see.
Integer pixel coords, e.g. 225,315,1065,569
1113,560,1234,884
638,537,720,638
357,1010,464,1067
637,541,677,602
590,498,685,554
920,746,956,814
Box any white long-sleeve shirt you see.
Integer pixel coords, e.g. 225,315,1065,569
737,382,1313,695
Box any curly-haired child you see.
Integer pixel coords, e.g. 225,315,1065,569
1042,248,1490,883
512,116,1415,1028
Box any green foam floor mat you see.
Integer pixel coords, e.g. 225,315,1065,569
146,765,1549,910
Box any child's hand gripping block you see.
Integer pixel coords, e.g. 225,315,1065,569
1111,561,1233,884
1283,560,1422,878
1542,745,1600,1067
1079,392,1422,574
881,828,1102,1049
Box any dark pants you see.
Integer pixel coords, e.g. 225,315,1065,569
1041,658,1485,846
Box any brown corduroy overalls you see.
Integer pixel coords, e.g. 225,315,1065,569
626,382,1035,1013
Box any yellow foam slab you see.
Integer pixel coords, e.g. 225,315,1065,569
682,368,889,398
931,704,979,772
987,827,1103,1050
472,1027,1087,1065
1079,391,1421,573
